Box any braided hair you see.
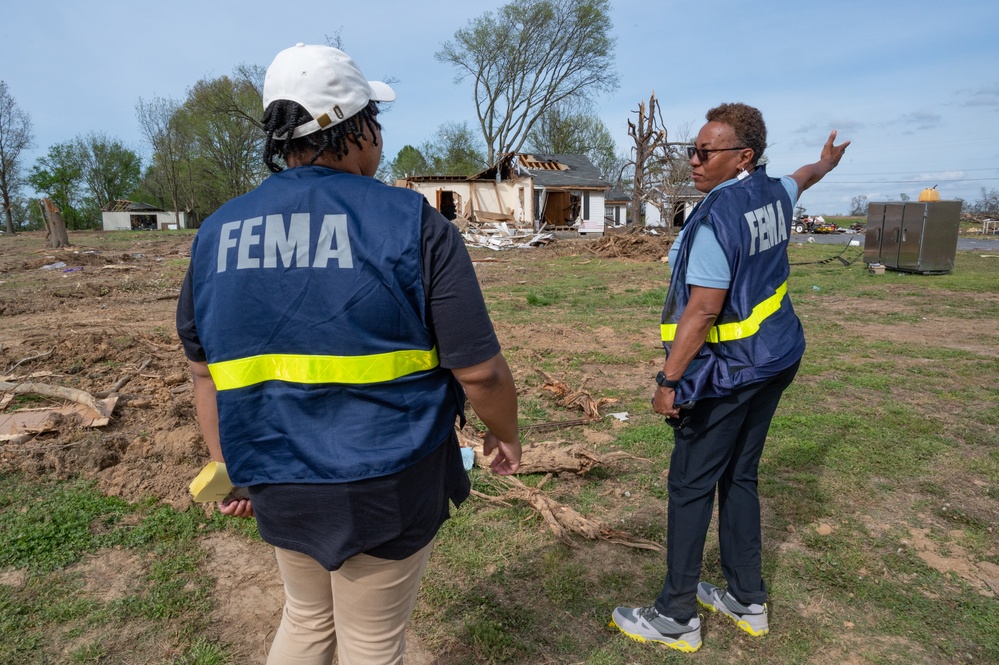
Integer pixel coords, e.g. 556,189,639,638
262,100,382,173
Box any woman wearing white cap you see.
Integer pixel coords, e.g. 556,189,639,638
177,43,521,665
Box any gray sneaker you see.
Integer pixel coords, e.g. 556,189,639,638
610,605,701,652
696,581,769,636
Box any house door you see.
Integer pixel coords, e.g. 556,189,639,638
436,190,458,220
542,191,579,227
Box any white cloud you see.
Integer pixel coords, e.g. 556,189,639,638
888,110,944,131
959,84,999,107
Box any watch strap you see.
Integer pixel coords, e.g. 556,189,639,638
656,371,679,389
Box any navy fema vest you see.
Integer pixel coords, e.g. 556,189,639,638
661,166,805,404
190,166,461,486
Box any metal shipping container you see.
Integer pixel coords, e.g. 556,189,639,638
863,201,961,274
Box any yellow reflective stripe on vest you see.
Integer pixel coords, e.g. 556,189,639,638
208,348,439,391
661,282,788,344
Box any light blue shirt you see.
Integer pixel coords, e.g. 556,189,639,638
668,175,798,288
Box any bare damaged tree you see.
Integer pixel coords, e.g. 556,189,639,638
437,0,618,165
625,93,668,227
38,198,71,248
622,92,690,233
0,81,35,235
645,122,693,231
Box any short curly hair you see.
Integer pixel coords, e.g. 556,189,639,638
262,100,382,173
705,103,766,166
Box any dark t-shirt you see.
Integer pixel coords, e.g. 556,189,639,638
176,198,500,570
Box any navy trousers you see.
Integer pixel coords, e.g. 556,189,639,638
654,360,800,620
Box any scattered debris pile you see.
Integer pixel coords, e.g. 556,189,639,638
0,380,118,445
452,372,656,551
461,220,554,250
586,232,675,260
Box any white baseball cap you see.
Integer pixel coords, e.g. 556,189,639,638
263,43,396,140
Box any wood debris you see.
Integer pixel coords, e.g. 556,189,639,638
536,369,618,419
474,474,663,552
585,232,674,260
462,221,554,250
459,431,642,476
0,380,119,443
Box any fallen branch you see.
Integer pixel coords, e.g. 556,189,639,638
520,418,592,432
4,349,54,375
536,369,618,419
466,436,643,476
476,474,663,552
0,381,113,417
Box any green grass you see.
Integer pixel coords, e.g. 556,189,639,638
2,243,998,663
0,476,250,663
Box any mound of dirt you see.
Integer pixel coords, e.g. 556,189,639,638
1,232,203,509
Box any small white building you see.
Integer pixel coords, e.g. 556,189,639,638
101,200,190,231
644,185,704,229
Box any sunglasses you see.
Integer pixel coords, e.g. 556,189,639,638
686,146,747,161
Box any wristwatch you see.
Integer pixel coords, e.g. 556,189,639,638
655,371,679,389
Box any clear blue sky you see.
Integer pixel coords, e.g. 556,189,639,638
3,0,997,215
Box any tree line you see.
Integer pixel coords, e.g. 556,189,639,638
6,0,814,236
0,65,269,235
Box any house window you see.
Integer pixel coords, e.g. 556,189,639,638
583,191,590,220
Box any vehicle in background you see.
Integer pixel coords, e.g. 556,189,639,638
794,214,839,234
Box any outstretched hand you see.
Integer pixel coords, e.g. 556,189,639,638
481,430,522,476
792,130,852,193
820,130,850,170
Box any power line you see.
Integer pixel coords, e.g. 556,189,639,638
833,167,999,176
823,177,999,185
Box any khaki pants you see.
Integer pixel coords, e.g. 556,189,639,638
266,540,435,665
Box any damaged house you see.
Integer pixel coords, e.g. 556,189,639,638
396,153,612,236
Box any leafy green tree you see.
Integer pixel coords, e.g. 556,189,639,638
421,122,487,176
139,66,267,221
180,69,268,214
525,100,617,179
72,132,142,222
28,142,86,229
10,196,41,230
437,0,618,164
29,135,142,229
389,145,430,181
0,81,34,235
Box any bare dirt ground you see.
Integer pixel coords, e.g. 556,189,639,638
1,230,995,664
